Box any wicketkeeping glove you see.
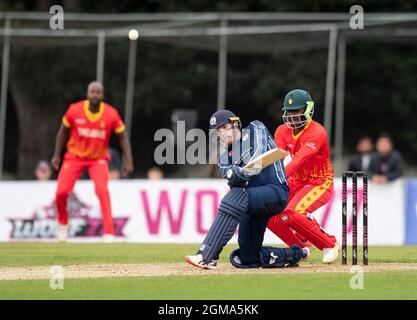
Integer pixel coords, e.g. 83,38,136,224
226,165,249,188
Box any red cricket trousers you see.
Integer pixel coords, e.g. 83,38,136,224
267,177,337,250
55,156,114,235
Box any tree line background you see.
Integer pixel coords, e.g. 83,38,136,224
1,0,417,179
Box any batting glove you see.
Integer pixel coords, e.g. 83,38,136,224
226,165,249,188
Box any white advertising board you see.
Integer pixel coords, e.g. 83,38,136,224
0,179,405,245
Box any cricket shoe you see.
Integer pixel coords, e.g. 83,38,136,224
185,254,218,270
57,224,68,243
322,243,339,264
103,234,115,243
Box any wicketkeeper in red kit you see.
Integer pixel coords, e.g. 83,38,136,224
268,89,339,263
51,81,134,242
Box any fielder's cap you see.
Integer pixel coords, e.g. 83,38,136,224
209,109,240,130
283,89,313,111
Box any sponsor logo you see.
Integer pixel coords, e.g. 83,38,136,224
8,194,128,239
281,215,288,221
77,127,106,139
75,118,86,125
210,117,216,126
305,141,317,150
241,148,252,164
269,252,278,264
242,133,249,141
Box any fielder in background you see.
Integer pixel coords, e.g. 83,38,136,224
186,110,306,269
267,89,339,263
51,81,134,242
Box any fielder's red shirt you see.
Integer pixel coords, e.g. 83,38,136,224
275,120,334,185
62,100,125,160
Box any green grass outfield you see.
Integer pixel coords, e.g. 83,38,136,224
0,243,417,300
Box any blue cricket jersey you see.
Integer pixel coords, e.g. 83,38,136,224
218,120,287,187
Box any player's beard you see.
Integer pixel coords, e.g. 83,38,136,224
89,97,102,108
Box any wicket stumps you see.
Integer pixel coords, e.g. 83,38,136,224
342,171,368,265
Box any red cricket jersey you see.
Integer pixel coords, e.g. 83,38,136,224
275,120,334,185
62,100,125,160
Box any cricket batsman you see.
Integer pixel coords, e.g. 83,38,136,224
186,110,307,269
51,81,134,242
267,89,339,263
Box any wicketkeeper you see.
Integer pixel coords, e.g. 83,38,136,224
268,89,339,263
185,110,306,269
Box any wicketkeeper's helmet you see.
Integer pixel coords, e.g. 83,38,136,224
282,89,314,129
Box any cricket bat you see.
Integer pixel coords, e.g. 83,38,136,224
242,148,287,175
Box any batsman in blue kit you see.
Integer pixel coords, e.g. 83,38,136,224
185,110,306,269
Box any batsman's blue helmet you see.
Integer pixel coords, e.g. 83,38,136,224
209,109,241,130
